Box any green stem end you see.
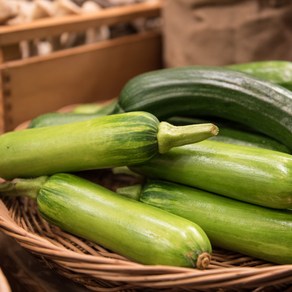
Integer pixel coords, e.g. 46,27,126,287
116,184,142,201
0,176,48,200
157,122,219,154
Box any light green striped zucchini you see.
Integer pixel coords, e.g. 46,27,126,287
117,180,292,265
130,140,292,209
0,173,212,268
167,116,290,153
227,61,292,90
29,99,118,128
72,99,117,114
0,111,217,179
28,112,104,128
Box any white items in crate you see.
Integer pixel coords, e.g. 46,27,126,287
0,0,161,58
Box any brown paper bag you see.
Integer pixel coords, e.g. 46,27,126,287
163,0,292,67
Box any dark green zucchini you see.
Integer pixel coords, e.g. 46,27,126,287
117,180,292,265
29,99,118,128
0,111,218,179
227,61,292,91
130,140,292,209
114,66,292,151
0,173,212,268
167,116,290,153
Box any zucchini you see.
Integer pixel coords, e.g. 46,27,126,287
29,99,118,128
72,99,117,114
29,112,104,128
130,140,292,209
0,173,212,268
117,180,292,265
114,66,292,151
168,116,290,153
227,61,292,91
0,111,218,179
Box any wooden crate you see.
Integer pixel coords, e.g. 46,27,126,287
0,2,163,132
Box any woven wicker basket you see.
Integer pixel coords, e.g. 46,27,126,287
0,111,292,291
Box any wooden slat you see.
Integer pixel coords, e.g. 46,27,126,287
0,2,161,46
0,31,162,132
0,45,21,63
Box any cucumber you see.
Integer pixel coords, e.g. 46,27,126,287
0,173,212,268
227,61,292,91
0,111,218,179
130,140,292,209
117,180,292,265
114,66,292,151
29,99,118,128
167,116,290,153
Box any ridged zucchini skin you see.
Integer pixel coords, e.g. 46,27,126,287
131,140,292,209
126,180,292,264
167,116,290,153
115,67,292,151
227,61,292,91
0,111,217,179
0,173,212,268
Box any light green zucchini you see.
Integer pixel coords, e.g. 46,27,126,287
28,112,105,128
117,180,292,265
167,116,290,153
130,140,292,209
0,173,212,268
29,99,118,128
227,61,292,90
0,111,218,179
72,99,117,114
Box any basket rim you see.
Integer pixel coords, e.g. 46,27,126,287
1,199,292,290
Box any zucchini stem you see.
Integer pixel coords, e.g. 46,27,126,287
116,184,142,201
112,166,143,178
157,122,219,154
0,176,48,200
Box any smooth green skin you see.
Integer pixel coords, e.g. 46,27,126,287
131,140,292,209
210,129,290,153
29,112,105,128
0,112,158,179
29,99,118,128
135,180,292,264
167,116,290,153
115,66,292,151
227,61,292,91
36,173,212,268
72,99,118,114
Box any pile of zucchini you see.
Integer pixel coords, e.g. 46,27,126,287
1,61,292,269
